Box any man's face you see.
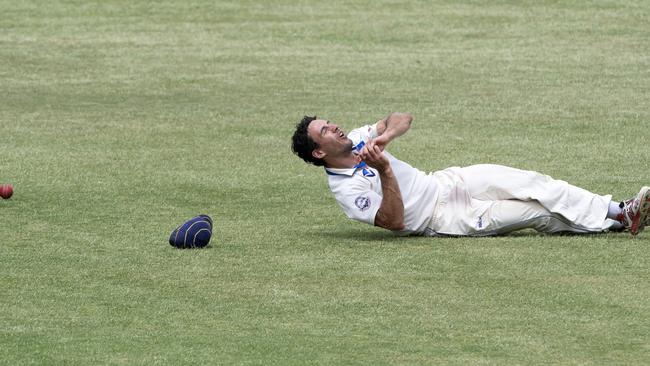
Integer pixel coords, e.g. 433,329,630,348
307,119,353,161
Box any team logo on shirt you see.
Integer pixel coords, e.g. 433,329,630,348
355,196,371,211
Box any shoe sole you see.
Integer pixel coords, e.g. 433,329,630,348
631,186,650,236
641,187,650,231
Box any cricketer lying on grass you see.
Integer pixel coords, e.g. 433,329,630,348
291,112,650,237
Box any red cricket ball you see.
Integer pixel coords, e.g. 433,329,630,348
0,184,13,199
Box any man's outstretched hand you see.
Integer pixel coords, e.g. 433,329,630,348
372,134,390,152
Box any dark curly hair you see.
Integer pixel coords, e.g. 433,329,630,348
291,115,325,166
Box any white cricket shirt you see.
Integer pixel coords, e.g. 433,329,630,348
324,124,439,235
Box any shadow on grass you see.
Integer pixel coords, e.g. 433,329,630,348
169,245,216,250
310,229,399,242
310,228,621,242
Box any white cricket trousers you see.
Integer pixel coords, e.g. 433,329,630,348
425,164,617,236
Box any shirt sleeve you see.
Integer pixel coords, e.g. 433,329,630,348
331,177,382,226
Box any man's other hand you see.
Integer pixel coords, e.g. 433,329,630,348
360,140,390,172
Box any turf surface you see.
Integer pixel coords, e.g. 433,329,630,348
1,0,649,364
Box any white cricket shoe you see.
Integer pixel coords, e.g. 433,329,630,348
617,186,650,236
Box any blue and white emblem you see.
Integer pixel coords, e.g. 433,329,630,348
354,162,375,177
355,196,371,211
353,140,366,152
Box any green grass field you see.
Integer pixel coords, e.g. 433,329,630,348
1,0,649,364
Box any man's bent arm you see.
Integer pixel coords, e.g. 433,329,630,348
361,139,405,231
375,112,413,149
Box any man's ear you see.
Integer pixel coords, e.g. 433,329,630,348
312,149,326,160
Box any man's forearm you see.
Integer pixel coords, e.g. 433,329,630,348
383,112,412,138
376,112,413,146
374,166,405,231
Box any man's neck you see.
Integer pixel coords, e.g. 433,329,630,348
324,153,361,169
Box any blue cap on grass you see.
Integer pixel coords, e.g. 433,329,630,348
169,215,213,248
